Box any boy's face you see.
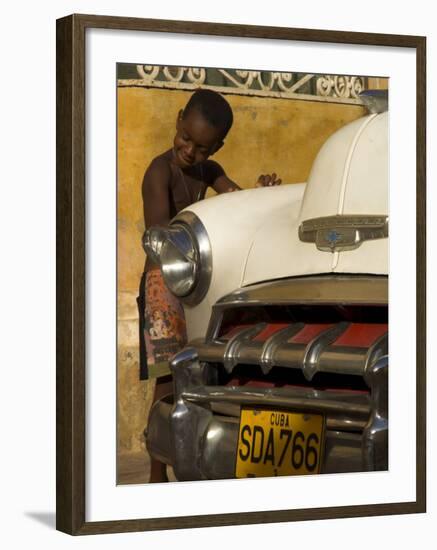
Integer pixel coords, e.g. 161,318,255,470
173,108,224,169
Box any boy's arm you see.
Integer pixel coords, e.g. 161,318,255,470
212,171,282,193
212,174,242,193
208,160,282,194
142,158,172,227
205,160,241,193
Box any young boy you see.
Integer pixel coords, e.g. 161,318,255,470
142,88,280,242
140,89,280,481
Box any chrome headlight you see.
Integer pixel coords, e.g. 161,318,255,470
143,211,212,306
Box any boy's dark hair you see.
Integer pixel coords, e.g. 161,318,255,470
183,89,233,139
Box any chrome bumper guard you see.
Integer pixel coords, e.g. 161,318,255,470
146,345,388,481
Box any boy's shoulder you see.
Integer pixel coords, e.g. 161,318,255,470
149,149,173,168
144,150,173,179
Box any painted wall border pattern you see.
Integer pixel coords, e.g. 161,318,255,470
117,65,372,105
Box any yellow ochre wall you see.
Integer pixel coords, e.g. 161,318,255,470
116,85,366,475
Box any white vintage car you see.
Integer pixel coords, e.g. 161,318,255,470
144,109,388,481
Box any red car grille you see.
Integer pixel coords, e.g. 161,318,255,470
195,320,388,393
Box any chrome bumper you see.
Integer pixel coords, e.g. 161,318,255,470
147,396,367,480
146,347,388,481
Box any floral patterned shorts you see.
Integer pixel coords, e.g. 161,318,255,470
142,269,187,378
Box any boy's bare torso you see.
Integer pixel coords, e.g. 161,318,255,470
142,148,227,270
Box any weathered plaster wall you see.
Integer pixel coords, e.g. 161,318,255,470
116,86,367,471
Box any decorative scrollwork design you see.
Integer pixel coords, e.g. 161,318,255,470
334,76,349,98
186,68,206,85
136,65,160,84
257,71,276,90
130,65,369,103
234,70,257,88
276,72,295,92
163,66,186,82
316,75,334,97
222,70,296,92
349,76,364,98
317,75,365,98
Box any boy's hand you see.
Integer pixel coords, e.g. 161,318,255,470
256,173,282,187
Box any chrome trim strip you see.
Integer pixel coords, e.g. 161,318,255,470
181,386,370,418
214,275,388,311
223,323,266,373
362,355,388,470
193,331,378,378
208,400,368,432
145,397,173,465
232,341,267,365
326,418,367,432
206,308,225,341
196,341,227,363
317,347,367,375
208,402,367,432
364,332,389,376
259,323,305,374
271,344,307,370
302,322,349,381
170,346,201,400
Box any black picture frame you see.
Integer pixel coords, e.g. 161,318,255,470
56,13,426,535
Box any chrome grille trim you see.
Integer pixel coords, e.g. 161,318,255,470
214,275,388,308
318,347,366,375
209,400,368,432
364,333,389,374
302,321,349,381
363,355,388,470
259,323,304,374
181,386,370,418
192,323,388,378
223,323,266,373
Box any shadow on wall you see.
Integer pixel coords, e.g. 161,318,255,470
24,512,56,529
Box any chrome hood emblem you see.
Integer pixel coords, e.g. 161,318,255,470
299,215,388,252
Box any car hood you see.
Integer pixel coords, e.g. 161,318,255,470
242,112,388,286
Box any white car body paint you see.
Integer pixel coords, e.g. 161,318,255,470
181,112,388,341
183,184,306,340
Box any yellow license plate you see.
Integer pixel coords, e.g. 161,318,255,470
235,408,325,478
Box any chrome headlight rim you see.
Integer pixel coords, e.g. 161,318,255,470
160,223,198,298
168,211,212,306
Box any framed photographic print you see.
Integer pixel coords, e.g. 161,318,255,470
56,13,426,535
